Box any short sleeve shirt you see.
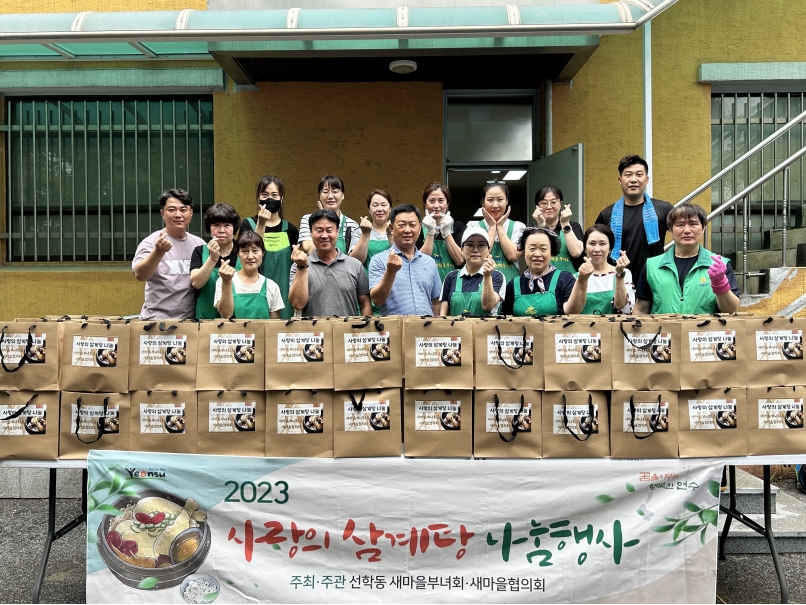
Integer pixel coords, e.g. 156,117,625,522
301,251,370,317
440,267,507,314
213,274,285,315
132,229,205,319
299,212,361,252
369,246,442,316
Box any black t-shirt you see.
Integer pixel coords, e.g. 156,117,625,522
239,217,300,248
501,271,576,316
594,198,674,281
635,255,741,310
537,220,584,271
189,244,243,298
415,219,467,249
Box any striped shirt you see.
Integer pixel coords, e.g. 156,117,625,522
298,211,361,252
369,245,442,316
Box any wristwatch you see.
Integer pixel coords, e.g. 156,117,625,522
562,225,572,233
616,270,626,279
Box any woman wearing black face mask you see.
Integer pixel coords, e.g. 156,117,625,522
239,175,299,319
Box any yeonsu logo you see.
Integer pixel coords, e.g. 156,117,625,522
124,466,167,479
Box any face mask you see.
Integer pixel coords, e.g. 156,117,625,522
260,198,282,213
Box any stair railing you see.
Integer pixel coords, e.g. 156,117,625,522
667,107,806,294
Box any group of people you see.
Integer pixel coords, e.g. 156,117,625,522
132,154,741,321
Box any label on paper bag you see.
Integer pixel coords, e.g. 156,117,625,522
755,330,802,361
0,403,47,436
277,403,324,434
343,332,390,363
209,401,256,433
139,334,187,365
140,403,185,434
210,334,255,364
622,402,670,432
623,333,672,364
71,403,120,435
415,337,461,367
688,330,736,362
554,333,602,364
758,398,803,429
415,401,461,431
0,333,46,364
553,404,599,435
688,399,737,430
487,401,532,433
277,332,325,363
72,336,118,367
486,334,534,366
343,400,390,431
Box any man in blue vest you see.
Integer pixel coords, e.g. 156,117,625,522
634,203,740,314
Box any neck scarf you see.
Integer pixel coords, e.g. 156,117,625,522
524,265,556,293
609,192,659,261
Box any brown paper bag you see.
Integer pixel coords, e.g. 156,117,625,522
543,318,612,391
196,320,265,391
332,317,402,390
541,391,610,458
128,320,199,391
403,389,472,457
266,389,334,457
265,318,334,390
403,318,474,390
0,320,59,391
58,392,130,459
58,320,130,393
678,388,747,457
197,390,266,456
679,317,747,389
0,391,59,460
610,390,679,459
473,389,541,458
745,316,806,387
747,386,806,455
473,317,543,390
334,388,402,457
129,390,198,454
612,319,681,391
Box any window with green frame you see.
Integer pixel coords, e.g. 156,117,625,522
4,97,213,262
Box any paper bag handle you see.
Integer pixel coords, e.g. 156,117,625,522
347,390,366,413
619,319,662,350
0,325,35,373
629,394,662,440
73,396,110,444
562,394,594,442
0,392,38,421
494,393,525,443
494,325,527,370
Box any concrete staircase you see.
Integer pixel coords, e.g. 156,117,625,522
718,468,806,553
730,223,806,295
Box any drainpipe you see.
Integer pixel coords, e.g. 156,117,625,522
643,20,653,197
544,78,553,156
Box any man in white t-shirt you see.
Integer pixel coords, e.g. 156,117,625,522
132,189,205,319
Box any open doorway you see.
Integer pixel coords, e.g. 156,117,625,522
446,168,529,229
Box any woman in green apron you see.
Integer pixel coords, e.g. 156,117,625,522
298,175,361,257
501,227,590,316
531,185,584,273
418,182,466,281
438,226,505,316
478,181,526,284
577,224,634,315
190,203,241,319
350,189,394,270
215,230,285,320
240,175,299,320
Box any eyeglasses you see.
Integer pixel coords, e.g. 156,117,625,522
462,243,489,251
164,206,191,215
485,179,506,185
537,199,561,208
259,193,281,201
320,188,341,196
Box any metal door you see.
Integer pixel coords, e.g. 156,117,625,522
527,143,584,227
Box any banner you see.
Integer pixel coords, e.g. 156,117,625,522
87,452,721,604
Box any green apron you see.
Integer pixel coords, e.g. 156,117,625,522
449,271,488,316
196,246,241,320
432,238,455,282
478,219,520,283
246,218,293,320
365,236,392,316
336,214,349,255
580,273,616,315
232,276,271,320
551,229,576,273
512,270,560,317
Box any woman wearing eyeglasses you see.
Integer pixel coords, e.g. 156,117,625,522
531,185,584,273
239,175,299,319
478,181,526,284
501,227,590,316
438,225,506,316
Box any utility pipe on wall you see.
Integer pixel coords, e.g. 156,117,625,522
643,20,653,197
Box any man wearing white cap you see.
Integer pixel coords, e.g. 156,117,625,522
438,225,507,316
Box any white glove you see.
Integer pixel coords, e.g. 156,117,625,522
422,212,438,237
440,212,454,237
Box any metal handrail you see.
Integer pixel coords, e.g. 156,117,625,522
675,107,806,208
